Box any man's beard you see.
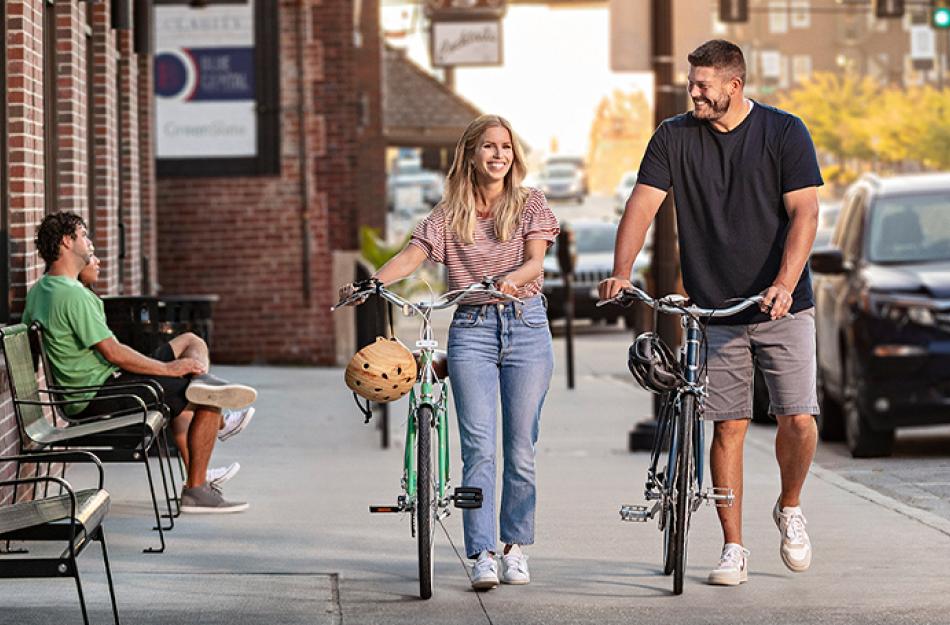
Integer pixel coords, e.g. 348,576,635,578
691,92,731,120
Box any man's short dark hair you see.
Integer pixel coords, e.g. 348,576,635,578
688,39,746,83
35,211,86,267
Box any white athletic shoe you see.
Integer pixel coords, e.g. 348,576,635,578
500,545,530,585
773,500,812,572
206,462,240,490
707,543,749,586
471,550,499,590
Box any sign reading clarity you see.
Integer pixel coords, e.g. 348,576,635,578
155,2,256,159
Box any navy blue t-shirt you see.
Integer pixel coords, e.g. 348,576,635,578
637,101,823,325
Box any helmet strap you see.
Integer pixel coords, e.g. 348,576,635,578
352,391,373,423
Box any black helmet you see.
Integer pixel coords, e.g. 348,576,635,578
627,332,682,393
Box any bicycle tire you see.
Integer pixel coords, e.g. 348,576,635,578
657,395,677,576
671,395,696,595
416,404,435,600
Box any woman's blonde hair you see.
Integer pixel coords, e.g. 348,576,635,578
441,114,529,244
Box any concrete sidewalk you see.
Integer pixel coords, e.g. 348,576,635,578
4,330,950,624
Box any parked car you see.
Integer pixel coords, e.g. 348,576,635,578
614,171,638,215
386,167,444,216
810,172,950,457
543,221,649,327
539,164,587,203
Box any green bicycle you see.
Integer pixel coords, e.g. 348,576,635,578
333,277,519,600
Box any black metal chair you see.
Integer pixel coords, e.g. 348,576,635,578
1,324,174,553
0,450,120,625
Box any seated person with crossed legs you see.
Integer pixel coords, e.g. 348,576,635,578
24,211,256,513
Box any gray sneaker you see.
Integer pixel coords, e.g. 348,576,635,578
180,483,249,514
186,374,257,410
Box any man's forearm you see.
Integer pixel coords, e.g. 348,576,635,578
107,343,172,377
774,210,818,291
611,207,651,278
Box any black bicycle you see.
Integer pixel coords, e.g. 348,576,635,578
599,286,765,595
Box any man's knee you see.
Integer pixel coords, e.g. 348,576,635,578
713,419,749,441
776,413,816,437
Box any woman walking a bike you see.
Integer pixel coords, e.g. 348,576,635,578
339,114,558,590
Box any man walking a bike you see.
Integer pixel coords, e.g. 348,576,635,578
599,40,822,586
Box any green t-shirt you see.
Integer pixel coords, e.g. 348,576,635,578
22,274,119,415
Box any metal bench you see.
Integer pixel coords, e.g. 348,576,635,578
1,323,176,553
1,450,120,625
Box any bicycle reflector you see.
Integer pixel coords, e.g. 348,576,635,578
345,337,417,403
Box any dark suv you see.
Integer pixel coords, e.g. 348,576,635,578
810,173,950,457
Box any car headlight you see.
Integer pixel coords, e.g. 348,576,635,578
861,292,936,327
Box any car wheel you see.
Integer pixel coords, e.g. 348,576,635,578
816,361,845,441
843,351,894,458
752,366,772,424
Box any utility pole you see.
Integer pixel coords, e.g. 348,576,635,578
629,0,681,452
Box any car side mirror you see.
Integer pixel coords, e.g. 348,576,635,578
810,248,847,274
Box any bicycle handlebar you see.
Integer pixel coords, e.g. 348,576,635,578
331,276,521,315
596,285,769,319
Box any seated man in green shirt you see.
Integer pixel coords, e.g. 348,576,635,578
24,211,254,514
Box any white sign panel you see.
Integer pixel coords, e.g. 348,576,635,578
910,25,936,60
431,20,502,67
155,2,257,159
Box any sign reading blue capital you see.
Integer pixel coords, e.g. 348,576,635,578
154,2,257,159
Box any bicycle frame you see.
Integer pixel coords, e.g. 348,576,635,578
404,345,451,511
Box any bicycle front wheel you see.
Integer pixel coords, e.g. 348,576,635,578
416,405,435,600
671,395,696,595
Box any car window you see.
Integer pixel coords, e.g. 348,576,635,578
840,190,867,262
832,191,857,248
546,225,618,256
867,192,950,263
546,166,578,179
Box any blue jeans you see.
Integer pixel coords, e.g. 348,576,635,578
447,296,554,558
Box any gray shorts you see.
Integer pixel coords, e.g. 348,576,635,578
702,307,819,421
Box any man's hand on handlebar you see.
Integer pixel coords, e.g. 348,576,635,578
598,276,633,302
760,283,793,320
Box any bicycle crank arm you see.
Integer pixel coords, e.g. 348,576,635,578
620,502,660,522
701,487,735,507
451,486,483,509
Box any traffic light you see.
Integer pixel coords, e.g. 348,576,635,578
934,0,950,29
873,0,904,19
719,0,748,23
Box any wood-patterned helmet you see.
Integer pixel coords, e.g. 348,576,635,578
345,337,417,403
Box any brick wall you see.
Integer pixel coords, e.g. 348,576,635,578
155,0,385,365
1,1,154,503
138,54,158,294
117,29,141,294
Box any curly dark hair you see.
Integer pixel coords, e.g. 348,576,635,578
688,39,746,83
35,211,87,267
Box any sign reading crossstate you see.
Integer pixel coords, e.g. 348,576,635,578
431,20,502,67
154,2,256,159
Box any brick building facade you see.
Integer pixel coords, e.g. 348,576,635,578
0,0,382,502
155,0,385,365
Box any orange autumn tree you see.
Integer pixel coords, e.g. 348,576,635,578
586,89,653,194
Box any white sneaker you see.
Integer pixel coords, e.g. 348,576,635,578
707,543,749,586
186,374,257,410
219,406,255,441
471,550,499,590
206,462,240,489
773,500,812,572
501,545,530,585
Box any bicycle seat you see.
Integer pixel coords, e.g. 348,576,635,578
413,349,449,381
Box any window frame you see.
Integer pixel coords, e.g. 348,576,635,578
154,0,280,178
1,0,9,321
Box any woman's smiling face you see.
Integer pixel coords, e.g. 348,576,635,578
473,125,514,186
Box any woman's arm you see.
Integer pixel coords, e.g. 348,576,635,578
497,239,548,295
374,244,428,285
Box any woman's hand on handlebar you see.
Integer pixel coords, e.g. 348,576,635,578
598,276,633,302
494,277,520,297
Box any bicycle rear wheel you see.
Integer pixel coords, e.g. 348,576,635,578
671,395,696,595
416,405,435,600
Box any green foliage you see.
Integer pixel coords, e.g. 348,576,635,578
779,73,950,178
358,226,444,297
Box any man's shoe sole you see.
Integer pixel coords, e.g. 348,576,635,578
471,578,498,590
186,383,257,410
501,577,529,585
208,463,241,489
180,502,249,514
707,570,748,586
219,407,255,442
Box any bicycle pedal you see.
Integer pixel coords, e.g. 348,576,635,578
701,487,735,507
369,504,403,513
620,503,658,522
452,486,483,509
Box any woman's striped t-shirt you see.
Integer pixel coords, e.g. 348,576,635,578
409,188,560,304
